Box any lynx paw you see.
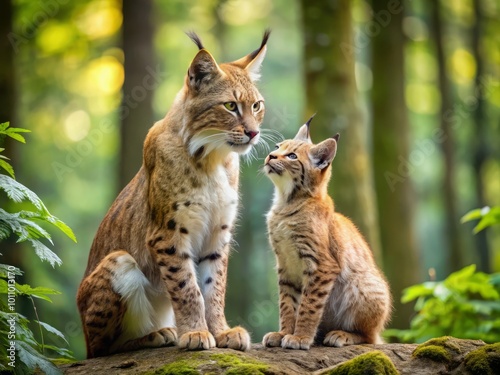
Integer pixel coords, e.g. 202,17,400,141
323,330,362,347
216,326,251,351
282,334,313,350
154,327,177,346
178,330,216,350
262,331,285,347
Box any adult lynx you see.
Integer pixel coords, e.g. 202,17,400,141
263,116,391,350
77,31,270,358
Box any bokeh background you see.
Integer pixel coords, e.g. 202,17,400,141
1,0,499,360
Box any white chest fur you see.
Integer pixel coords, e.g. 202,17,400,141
174,165,238,258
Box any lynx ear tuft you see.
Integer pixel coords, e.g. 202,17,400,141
186,31,204,50
294,113,316,143
231,29,271,81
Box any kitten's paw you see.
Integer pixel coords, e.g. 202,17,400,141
323,330,363,347
178,330,216,350
262,331,285,347
215,326,251,351
282,334,313,350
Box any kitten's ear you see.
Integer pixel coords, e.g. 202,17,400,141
231,29,271,81
186,32,222,90
309,136,339,170
294,113,316,143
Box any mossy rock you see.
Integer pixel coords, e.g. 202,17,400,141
209,353,270,374
145,358,202,375
464,342,500,375
320,350,399,375
143,352,270,375
412,336,461,363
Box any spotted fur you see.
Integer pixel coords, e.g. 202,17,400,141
262,116,391,350
77,31,270,358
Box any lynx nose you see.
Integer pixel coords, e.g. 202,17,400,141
245,130,259,140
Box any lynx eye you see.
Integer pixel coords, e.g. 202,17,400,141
252,101,262,112
224,102,237,112
286,153,297,160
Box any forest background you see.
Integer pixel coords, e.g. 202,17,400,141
0,0,499,360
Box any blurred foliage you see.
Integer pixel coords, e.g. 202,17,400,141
4,0,500,359
462,206,500,234
385,265,500,343
0,123,75,374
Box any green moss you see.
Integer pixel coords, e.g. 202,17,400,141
321,351,399,375
464,343,500,375
412,336,461,363
209,353,270,375
144,359,201,375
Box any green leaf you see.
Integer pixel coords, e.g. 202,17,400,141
473,207,500,233
15,284,60,302
401,282,435,303
16,340,62,375
36,321,69,345
0,159,15,178
27,239,62,267
0,174,47,212
0,122,8,132
4,132,26,143
461,208,485,223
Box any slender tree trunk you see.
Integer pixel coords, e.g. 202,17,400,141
430,0,466,273
120,0,155,189
301,0,382,262
471,0,490,272
371,0,421,328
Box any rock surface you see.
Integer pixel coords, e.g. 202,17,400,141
60,337,497,374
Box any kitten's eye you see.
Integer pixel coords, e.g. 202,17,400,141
286,153,297,160
252,101,262,112
224,102,237,112
274,145,279,150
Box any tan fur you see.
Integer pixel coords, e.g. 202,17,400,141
77,31,270,358
262,117,391,350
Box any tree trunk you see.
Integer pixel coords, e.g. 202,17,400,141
371,0,421,328
301,0,382,262
120,0,155,189
470,0,490,273
430,0,466,273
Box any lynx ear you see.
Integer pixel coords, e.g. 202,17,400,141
231,29,271,81
294,113,316,143
187,49,222,90
186,32,222,90
309,136,339,170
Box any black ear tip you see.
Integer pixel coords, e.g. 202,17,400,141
186,30,204,50
262,28,272,47
305,113,317,127
333,133,340,142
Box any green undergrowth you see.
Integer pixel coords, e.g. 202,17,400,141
320,350,399,375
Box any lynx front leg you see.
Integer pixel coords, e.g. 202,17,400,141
282,269,335,350
149,234,215,350
199,242,250,351
263,270,301,348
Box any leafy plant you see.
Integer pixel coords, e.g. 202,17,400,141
461,206,500,234
0,122,77,374
385,265,500,343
